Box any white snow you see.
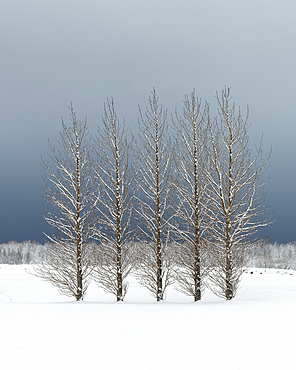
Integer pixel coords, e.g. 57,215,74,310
1,265,296,369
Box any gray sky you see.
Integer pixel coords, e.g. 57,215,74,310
0,0,295,243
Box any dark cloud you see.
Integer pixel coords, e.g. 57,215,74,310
0,0,295,242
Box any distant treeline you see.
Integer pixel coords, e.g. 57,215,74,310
1,240,296,270
0,241,46,265
247,241,296,270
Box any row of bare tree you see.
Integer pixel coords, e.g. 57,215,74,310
34,87,271,301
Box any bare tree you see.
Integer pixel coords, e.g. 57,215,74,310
206,87,272,300
93,97,134,301
171,90,210,301
34,104,95,301
134,88,173,301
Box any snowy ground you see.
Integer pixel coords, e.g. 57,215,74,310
1,265,296,369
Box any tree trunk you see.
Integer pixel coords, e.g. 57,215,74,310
225,242,233,300
117,244,123,301
194,247,201,302
156,128,163,302
76,242,83,301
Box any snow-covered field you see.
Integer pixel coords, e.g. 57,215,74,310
1,265,296,369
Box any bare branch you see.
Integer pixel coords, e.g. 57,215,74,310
93,97,135,301
206,87,273,300
134,88,173,301
34,104,96,301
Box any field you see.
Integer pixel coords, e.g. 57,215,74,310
1,265,296,369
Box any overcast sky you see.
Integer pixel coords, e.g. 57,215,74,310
0,0,295,243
